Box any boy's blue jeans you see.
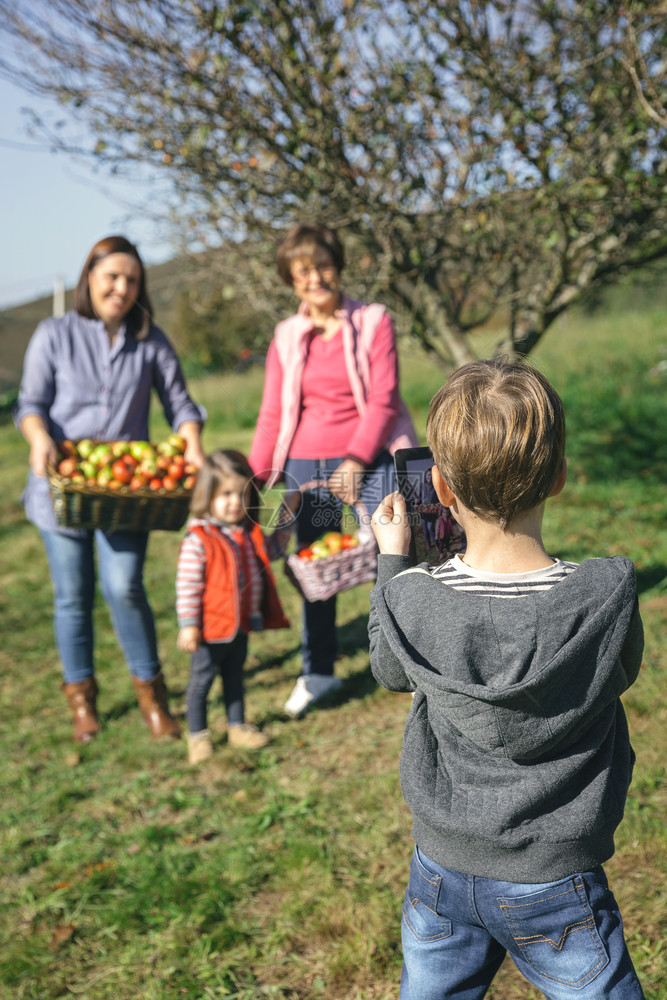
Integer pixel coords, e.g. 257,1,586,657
401,846,645,999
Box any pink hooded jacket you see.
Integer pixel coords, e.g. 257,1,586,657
249,295,418,486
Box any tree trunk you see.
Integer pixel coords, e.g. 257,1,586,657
393,277,477,368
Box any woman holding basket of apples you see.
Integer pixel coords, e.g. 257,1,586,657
16,235,205,744
249,222,417,718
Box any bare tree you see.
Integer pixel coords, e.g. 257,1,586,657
1,1,665,362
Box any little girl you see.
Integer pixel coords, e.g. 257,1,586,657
176,449,296,764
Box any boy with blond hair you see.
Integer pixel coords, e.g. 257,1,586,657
369,360,644,999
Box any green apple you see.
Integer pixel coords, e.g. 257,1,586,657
90,444,113,468
79,460,96,480
167,433,187,454
111,440,131,458
322,531,343,553
77,439,95,459
130,441,153,462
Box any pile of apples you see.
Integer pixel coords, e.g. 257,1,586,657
297,530,360,562
55,435,197,492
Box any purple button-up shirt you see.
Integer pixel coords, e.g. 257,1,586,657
15,310,205,532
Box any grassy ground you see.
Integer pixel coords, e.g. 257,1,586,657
0,279,665,999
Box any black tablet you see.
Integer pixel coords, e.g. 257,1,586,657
393,447,465,566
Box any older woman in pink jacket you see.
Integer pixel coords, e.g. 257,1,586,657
249,222,417,718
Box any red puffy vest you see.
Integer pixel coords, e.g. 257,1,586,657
188,520,289,642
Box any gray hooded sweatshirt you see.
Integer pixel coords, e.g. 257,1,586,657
368,554,643,883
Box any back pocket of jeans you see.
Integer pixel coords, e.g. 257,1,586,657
402,851,453,944
498,875,608,988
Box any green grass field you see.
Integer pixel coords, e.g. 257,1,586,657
0,278,665,999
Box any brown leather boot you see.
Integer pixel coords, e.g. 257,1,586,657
63,677,101,743
132,672,181,738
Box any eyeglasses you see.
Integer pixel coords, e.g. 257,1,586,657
291,262,338,285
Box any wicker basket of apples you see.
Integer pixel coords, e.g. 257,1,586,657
284,520,378,602
47,435,197,532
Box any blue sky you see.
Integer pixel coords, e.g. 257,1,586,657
0,75,171,309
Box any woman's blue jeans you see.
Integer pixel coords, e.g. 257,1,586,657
400,846,645,1000
285,453,395,675
40,528,160,683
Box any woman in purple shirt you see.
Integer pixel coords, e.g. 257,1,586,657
16,235,205,745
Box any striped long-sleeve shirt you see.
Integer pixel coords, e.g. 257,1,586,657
429,554,578,596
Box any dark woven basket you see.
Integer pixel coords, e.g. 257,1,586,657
47,468,192,532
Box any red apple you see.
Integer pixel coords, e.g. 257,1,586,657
59,440,78,458
167,461,185,480
58,457,80,477
111,460,133,485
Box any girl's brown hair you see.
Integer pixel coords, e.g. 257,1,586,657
426,359,566,529
275,222,345,287
73,235,153,339
189,449,260,523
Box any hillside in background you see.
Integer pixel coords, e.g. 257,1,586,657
3,255,666,401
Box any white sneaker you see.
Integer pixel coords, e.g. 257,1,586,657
284,674,343,718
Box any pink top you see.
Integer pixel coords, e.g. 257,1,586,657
290,328,363,458
250,308,403,475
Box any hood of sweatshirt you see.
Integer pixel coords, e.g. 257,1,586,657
373,556,639,763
